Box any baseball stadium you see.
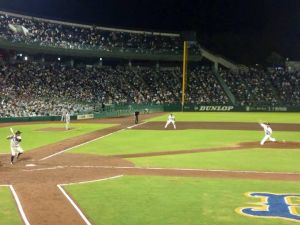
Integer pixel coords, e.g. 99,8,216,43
0,1,300,225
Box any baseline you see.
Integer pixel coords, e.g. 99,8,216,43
40,129,125,161
40,120,148,161
9,185,31,225
57,175,123,225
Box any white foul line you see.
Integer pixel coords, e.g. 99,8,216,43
60,175,124,186
23,166,66,172
40,128,125,161
57,175,123,225
9,185,31,225
69,165,300,176
20,163,300,176
127,121,148,129
40,121,148,161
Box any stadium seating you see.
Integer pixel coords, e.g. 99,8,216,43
0,13,183,54
0,61,230,117
0,11,299,117
219,68,300,106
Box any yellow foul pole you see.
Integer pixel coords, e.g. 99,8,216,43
181,41,188,111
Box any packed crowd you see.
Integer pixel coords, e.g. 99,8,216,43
0,61,229,117
0,13,186,54
187,67,229,104
219,68,300,106
268,69,300,106
0,62,95,117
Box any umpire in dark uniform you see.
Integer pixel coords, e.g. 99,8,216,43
134,111,140,124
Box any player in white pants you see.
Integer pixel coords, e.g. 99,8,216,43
61,111,71,130
7,130,24,164
260,123,276,145
165,113,176,129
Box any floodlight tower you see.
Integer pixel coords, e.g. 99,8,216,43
181,31,196,112
181,41,188,112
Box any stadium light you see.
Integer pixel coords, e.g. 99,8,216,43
99,57,103,61
58,57,61,61
24,56,28,61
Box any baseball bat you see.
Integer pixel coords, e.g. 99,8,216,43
10,128,14,136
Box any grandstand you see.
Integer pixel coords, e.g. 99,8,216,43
0,10,299,117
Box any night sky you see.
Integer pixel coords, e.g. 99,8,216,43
0,0,300,65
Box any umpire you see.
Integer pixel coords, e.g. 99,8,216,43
134,111,140,124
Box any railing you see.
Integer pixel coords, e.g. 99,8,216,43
0,103,298,123
0,37,202,61
0,10,180,37
0,104,164,123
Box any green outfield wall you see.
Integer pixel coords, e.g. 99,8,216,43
0,103,299,123
0,104,163,123
164,103,300,112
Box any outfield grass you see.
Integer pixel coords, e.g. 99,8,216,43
0,123,115,153
131,148,300,172
0,187,23,225
147,112,300,123
70,129,300,156
65,176,300,225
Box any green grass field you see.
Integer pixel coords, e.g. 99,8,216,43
70,129,300,155
0,123,115,153
147,112,300,123
3,112,300,225
64,112,300,225
65,176,300,225
131,148,300,172
71,129,262,155
0,186,23,225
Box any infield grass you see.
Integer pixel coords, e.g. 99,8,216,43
0,123,116,153
65,176,300,225
70,129,259,155
147,112,300,123
0,186,23,225
131,148,300,172
70,130,300,156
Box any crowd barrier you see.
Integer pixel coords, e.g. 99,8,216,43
164,104,300,112
1,103,298,123
0,104,163,123
0,38,202,62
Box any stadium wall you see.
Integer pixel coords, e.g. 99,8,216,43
0,104,299,123
165,104,299,112
0,38,202,62
0,104,164,123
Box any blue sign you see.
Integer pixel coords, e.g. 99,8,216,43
236,192,300,222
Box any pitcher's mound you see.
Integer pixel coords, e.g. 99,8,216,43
36,127,75,132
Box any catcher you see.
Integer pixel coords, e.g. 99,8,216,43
7,130,24,164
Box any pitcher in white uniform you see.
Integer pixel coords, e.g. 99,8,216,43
165,113,176,129
260,123,276,145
